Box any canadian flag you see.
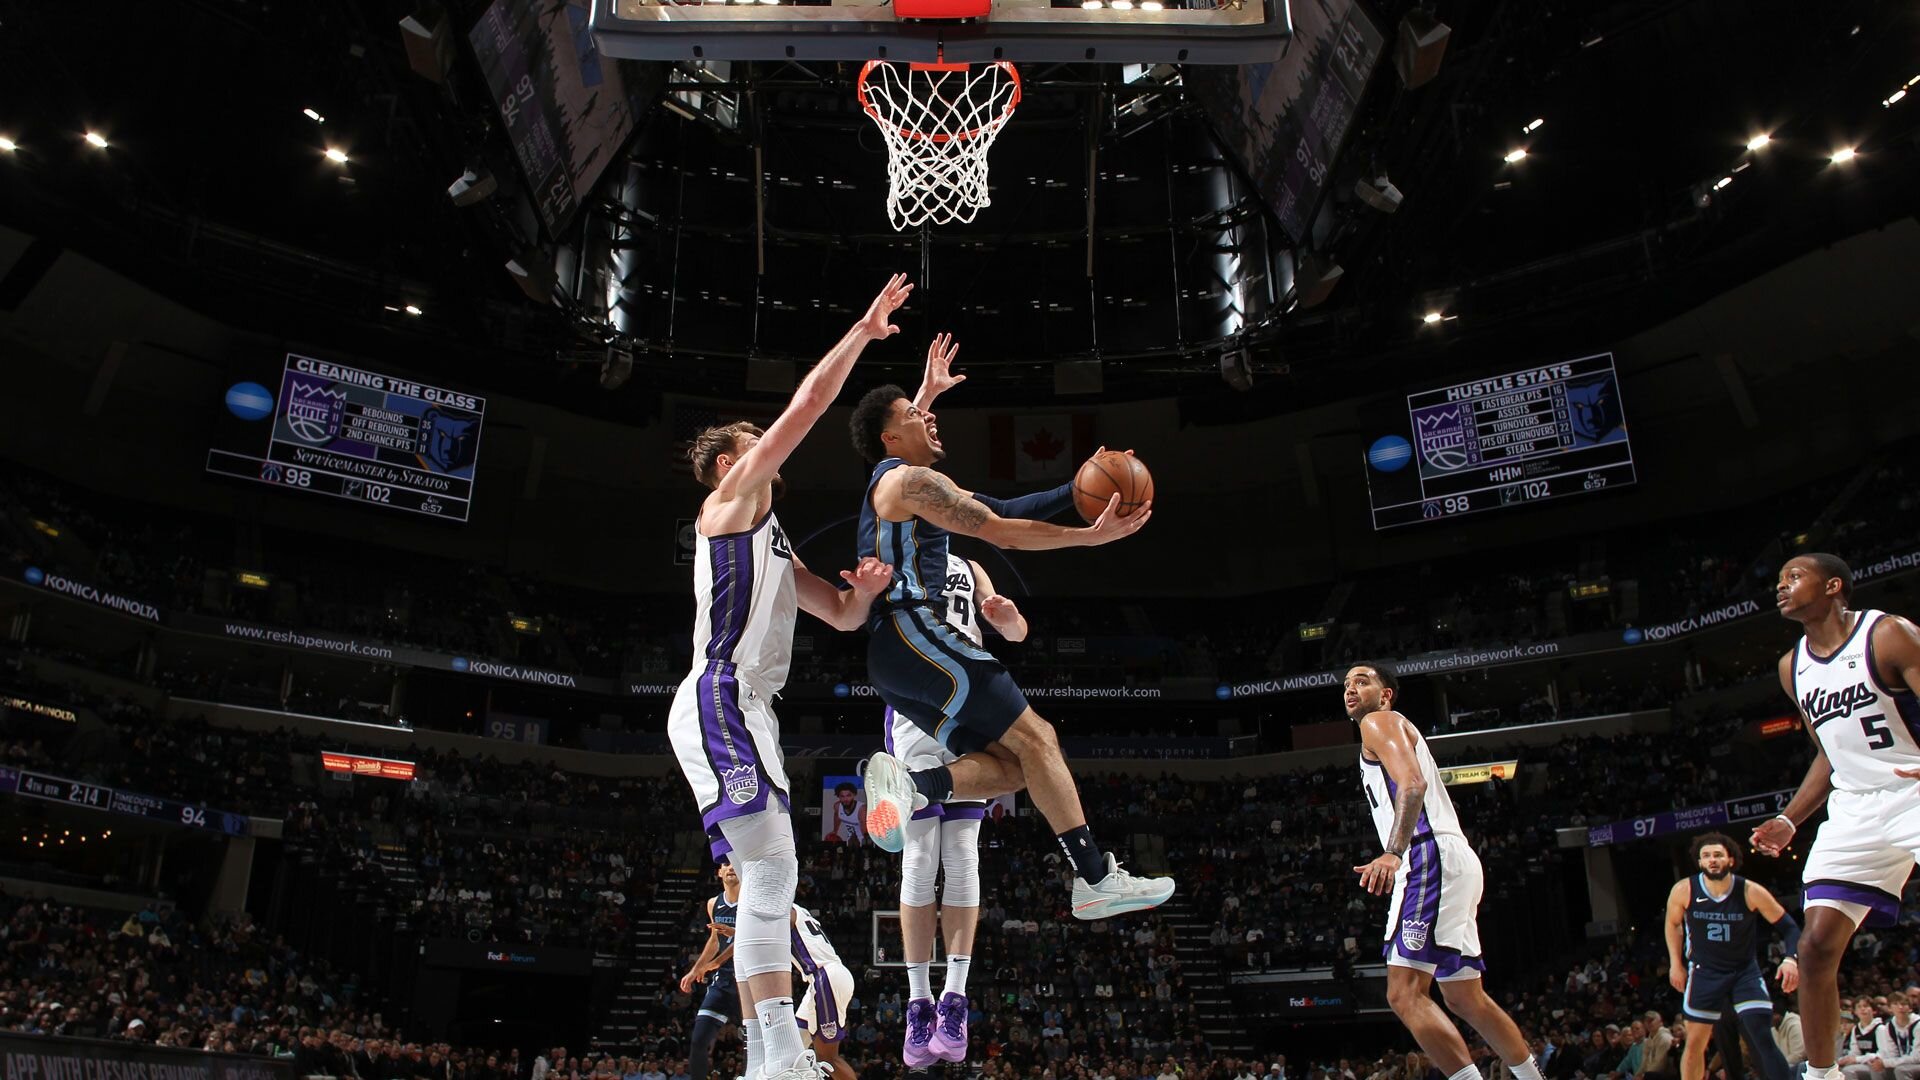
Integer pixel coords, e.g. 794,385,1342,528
988,414,1096,483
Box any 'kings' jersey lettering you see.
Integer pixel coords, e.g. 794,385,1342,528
1792,610,1920,793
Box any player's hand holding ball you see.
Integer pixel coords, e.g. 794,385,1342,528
1074,447,1153,544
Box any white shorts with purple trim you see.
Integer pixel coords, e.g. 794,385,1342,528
796,961,856,1044
1803,786,1920,928
1383,832,1486,981
670,663,792,861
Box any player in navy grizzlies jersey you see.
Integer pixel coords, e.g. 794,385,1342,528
667,275,908,1080
679,862,744,1080
1750,554,1920,1080
1345,663,1547,1080
1662,833,1801,1080
846,335,1173,919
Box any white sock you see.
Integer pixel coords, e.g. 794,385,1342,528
943,954,972,997
1448,1065,1483,1080
756,997,804,1071
907,961,932,1001
743,1017,764,1079
1806,1067,1843,1080
1508,1057,1542,1080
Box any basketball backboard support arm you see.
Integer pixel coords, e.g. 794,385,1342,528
590,0,1290,65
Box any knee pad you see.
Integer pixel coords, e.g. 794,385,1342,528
939,817,982,907
741,854,797,920
900,816,940,908
720,811,799,981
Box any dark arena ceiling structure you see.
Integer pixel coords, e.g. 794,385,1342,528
0,0,1915,418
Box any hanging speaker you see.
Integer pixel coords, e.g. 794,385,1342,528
1393,10,1451,90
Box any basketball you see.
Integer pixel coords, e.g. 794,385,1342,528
1073,450,1154,523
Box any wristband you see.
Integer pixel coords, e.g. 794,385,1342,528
1773,814,1796,831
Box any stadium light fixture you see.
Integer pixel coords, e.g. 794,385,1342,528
324,147,350,164
0,137,15,153
1523,118,1544,133
1885,90,1907,107
1713,176,1733,190
404,304,424,316
1830,146,1857,164
1422,311,1443,324
1503,147,1527,164
83,131,109,149
303,107,326,123
1745,133,1770,151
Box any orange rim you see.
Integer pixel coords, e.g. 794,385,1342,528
857,59,1022,145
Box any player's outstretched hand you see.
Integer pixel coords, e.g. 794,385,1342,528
842,557,894,596
1777,957,1800,993
1352,852,1400,896
1749,816,1794,857
1083,494,1151,546
857,274,914,341
678,972,696,995
921,333,964,398
1667,963,1686,993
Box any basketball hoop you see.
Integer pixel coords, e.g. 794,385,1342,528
857,59,1022,230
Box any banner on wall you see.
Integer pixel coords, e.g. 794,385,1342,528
821,774,867,845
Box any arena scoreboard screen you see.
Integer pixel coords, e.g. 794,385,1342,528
1363,352,1636,530
205,355,485,522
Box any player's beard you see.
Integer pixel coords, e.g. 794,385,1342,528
1702,866,1731,881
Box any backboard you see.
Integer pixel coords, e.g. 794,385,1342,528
589,0,1291,65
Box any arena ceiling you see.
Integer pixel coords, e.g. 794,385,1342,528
0,0,1914,417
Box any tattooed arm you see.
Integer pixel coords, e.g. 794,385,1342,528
1352,710,1427,896
876,465,1149,550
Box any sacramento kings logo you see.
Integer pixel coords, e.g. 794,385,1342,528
819,1021,839,1041
1400,918,1432,952
1412,404,1471,472
722,763,760,806
286,382,348,443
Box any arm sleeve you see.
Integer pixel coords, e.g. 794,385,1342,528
1773,911,1801,957
972,483,1075,522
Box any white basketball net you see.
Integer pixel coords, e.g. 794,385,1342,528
857,60,1022,230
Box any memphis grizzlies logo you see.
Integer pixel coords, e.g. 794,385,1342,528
286,382,348,443
722,763,761,805
419,409,480,472
1412,404,1471,472
1400,917,1432,952
1564,375,1624,443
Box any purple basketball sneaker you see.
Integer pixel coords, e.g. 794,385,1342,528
903,997,937,1067
928,992,969,1063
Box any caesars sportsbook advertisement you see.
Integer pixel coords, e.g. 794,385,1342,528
206,354,487,522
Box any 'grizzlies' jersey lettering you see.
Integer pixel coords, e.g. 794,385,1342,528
790,903,842,980
858,458,954,630
689,510,796,689
1358,715,1466,848
1793,610,1920,793
709,893,739,986
1683,874,1757,972
941,553,984,646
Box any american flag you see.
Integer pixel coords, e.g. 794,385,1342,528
671,401,782,474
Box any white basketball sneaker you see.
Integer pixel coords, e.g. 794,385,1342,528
1071,854,1176,919
859,751,925,853
760,1050,822,1080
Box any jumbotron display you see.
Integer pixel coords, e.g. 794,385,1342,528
205,354,486,522
1363,351,1636,530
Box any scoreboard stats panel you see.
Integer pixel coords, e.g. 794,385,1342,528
206,355,486,522
1365,352,1636,530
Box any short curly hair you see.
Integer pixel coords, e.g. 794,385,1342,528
1690,832,1741,868
849,384,908,464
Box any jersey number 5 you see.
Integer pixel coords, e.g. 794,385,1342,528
1861,713,1896,751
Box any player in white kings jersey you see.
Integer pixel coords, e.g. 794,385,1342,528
1750,554,1920,1080
703,900,860,1080
666,274,910,1080
1345,663,1547,1080
887,550,1026,1067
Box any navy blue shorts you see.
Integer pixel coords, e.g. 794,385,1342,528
1681,962,1771,1022
868,604,1029,756
698,978,741,1022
